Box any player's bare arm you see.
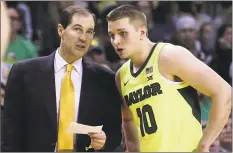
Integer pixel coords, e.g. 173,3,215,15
159,44,232,151
115,69,140,152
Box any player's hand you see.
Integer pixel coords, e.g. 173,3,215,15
88,130,106,150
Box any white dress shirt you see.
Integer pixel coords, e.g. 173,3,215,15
54,48,83,122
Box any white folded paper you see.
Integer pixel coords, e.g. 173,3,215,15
67,122,103,134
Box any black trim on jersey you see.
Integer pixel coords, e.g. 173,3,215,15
130,43,158,78
177,86,201,123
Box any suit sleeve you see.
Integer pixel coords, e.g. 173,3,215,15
101,76,123,152
1,63,25,151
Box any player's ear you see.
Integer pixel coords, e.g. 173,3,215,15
140,26,147,40
58,24,65,39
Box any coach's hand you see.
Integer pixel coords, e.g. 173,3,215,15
88,130,106,150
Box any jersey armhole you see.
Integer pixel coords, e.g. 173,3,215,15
154,43,189,89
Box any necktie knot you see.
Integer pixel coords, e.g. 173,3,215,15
66,64,74,72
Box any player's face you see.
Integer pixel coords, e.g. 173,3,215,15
108,18,141,59
58,13,95,59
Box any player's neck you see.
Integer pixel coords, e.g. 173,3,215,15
130,39,155,69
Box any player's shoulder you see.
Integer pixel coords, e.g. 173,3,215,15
159,43,191,62
121,59,131,69
115,68,121,80
114,59,130,84
118,59,131,73
115,59,130,78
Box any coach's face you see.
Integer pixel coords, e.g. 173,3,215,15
58,13,95,60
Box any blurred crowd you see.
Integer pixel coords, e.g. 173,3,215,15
1,1,232,152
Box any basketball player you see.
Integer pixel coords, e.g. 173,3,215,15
106,5,232,152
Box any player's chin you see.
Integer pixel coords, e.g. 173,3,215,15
118,53,128,59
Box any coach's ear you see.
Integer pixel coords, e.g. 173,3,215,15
57,24,65,39
140,26,147,40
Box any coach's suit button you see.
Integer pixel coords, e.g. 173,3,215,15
52,143,55,147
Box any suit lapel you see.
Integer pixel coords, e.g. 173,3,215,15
40,52,57,131
40,55,95,132
77,59,93,124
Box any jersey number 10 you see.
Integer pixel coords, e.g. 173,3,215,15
136,104,157,137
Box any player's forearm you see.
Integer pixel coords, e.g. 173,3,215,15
199,91,231,149
122,120,140,152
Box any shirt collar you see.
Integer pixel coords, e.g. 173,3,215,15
54,48,82,74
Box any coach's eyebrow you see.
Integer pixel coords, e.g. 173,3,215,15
73,24,94,32
72,24,83,28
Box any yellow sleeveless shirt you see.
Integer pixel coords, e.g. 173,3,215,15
120,43,202,152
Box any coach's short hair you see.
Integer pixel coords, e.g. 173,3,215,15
59,5,96,29
106,4,147,29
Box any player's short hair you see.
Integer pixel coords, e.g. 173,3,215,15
59,5,96,29
106,4,147,29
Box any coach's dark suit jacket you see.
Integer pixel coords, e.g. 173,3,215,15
1,52,122,152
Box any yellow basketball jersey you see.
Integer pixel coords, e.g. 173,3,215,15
120,43,203,152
